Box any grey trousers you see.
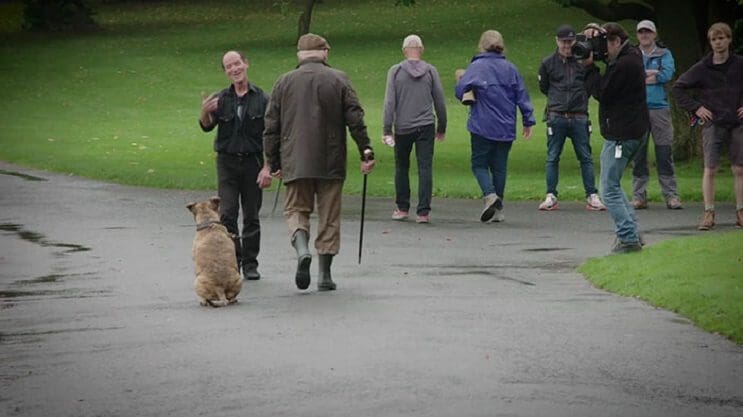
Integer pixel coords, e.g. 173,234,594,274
632,108,679,201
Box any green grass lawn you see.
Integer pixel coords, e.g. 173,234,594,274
579,232,743,344
0,0,733,201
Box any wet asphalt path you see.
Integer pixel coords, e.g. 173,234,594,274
1,161,741,417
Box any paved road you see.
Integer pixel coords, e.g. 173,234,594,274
1,161,741,417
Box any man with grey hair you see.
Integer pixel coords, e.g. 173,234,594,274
383,34,447,224
261,33,376,292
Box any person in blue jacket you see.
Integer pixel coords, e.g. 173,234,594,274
455,30,536,223
631,20,682,210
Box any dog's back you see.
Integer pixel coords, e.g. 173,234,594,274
187,197,242,307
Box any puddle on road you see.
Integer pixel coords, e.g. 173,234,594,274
0,223,91,253
523,247,570,252
432,269,536,286
0,325,125,345
0,289,65,298
13,272,97,286
0,287,111,300
0,169,47,181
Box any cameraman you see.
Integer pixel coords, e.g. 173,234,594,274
583,22,650,253
537,24,605,212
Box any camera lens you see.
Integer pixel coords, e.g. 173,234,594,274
571,42,591,60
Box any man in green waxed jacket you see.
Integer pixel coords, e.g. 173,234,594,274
260,33,376,292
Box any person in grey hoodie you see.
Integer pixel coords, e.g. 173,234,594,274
382,34,447,223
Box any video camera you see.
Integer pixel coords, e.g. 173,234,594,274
572,27,608,62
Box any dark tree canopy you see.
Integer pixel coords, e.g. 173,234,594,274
22,0,98,32
554,0,743,70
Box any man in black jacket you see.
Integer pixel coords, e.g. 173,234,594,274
584,22,649,253
537,24,605,212
672,22,743,230
199,50,271,280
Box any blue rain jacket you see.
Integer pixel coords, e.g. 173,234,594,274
455,52,535,141
642,44,675,109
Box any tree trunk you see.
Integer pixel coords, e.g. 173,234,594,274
297,0,318,41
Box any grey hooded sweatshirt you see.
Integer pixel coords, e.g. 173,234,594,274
383,59,447,136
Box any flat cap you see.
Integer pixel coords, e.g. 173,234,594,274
297,33,331,51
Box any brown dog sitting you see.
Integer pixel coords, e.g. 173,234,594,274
186,197,242,307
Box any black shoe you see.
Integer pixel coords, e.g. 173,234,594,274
295,255,311,290
243,265,261,281
611,239,642,254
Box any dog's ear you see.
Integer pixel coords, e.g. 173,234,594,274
186,202,196,213
209,196,220,210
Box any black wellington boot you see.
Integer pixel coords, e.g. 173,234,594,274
292,230,311,290
317,254,336,291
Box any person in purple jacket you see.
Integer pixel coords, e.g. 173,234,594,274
455,30,536,223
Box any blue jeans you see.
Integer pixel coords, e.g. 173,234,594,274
394,125,435,215
599,139,643,243
545,114,597,197
470,133,512,198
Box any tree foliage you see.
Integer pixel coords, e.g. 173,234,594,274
22,0,98,32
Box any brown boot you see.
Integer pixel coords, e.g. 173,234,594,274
736,209,743,229
698,210,715,231
632,199,648,210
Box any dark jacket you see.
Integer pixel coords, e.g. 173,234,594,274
672,53,743,128
200,83,269,155
538,51,590,114
585,42,649,141
263,58,372,183
454,52,536,141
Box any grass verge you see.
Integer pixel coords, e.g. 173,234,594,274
578,231,743,344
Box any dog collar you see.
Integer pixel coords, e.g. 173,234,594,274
196,220,222,231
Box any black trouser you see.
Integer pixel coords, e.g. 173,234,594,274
216,153,262,270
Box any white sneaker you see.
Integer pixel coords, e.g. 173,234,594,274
480,193,502,222
538,193,558,211
586,193,607,211
489,210,505,223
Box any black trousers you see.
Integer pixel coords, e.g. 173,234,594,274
216,153,262,269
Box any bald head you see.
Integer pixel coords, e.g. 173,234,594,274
221,50,248,85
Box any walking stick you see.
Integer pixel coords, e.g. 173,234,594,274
270,178,283,217
358,173,368,264
358,149,374,264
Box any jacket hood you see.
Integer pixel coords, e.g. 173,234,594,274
702,52,738,70
641,42,668,58
400,59,429,78
471,51,505,63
